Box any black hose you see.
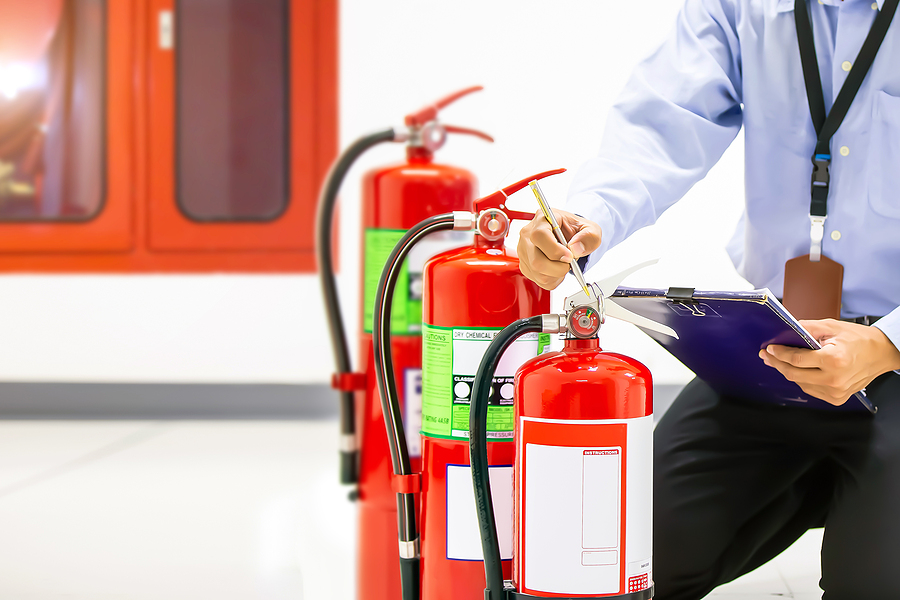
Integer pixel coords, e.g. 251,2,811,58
469,317,544,600
373,212,458,600
316,128,397,485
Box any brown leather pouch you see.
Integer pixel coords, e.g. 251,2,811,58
782,254,843,321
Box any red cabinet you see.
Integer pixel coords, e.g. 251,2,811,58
0,0,336,272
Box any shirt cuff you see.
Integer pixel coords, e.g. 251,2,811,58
567,192,616,275
873,307,900,374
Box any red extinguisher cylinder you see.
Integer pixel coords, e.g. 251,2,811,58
469,324,655,600
514,337,653,597
357,156,476,600
419,236,550,600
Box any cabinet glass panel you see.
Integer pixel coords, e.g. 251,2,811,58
176,0,289,221
0,0,105,221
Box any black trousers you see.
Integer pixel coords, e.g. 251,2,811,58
653,373,900,599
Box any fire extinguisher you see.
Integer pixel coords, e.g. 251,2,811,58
468,262,678,599
371,170,563,600
316,86,492,600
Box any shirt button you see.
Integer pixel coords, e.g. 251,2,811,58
842,61,852,71
840,145,850,156
831,230,842,241
872,2,879,8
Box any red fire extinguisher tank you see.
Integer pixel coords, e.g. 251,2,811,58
356,146,477,600
513,337,655,597
419,228,551,598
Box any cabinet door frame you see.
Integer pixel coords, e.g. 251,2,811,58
0,0,133,253
146,0,333,255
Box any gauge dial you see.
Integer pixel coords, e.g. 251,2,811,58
477,210,509,241
568,305,601,338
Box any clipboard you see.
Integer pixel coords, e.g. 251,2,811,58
610,286,876,413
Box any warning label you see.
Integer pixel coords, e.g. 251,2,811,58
421,324,551,440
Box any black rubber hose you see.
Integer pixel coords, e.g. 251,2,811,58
316,128,397,485
469,316,544,600
373,212,458,600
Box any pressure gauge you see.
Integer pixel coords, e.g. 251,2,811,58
567,305,601,339
477,209,510,241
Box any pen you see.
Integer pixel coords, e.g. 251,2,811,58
528,179,592,297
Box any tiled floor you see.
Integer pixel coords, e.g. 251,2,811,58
0,420,822,599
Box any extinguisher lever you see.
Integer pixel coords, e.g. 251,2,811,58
474,168,567,222
404,85,484,127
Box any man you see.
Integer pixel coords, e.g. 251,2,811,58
517,0,900,598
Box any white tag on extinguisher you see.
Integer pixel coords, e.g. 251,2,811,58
403,368,422,459
518,415,653,596
445,464,514,561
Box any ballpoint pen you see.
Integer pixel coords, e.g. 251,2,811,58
528,178,592,297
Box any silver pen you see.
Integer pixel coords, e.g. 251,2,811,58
528,179,592,298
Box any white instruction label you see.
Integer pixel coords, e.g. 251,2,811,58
404,368,422,458
446,464,513,560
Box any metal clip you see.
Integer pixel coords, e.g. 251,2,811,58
809,215,826,262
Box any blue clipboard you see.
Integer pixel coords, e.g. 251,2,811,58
610,286,876,413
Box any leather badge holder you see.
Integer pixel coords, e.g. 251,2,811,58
782,254,843,321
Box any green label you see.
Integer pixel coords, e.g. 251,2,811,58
363,228,420,335
421,324,546,441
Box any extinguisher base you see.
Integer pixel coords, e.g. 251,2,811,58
506,584,654,600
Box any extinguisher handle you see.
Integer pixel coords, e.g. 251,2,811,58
405,85,484,127
469,316,545,600
474,168,567,222
443,124,494,143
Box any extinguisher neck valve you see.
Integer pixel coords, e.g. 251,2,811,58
541,313,566,334
392,126,410,143
452,211,477,231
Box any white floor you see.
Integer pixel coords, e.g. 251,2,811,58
0,420,822,599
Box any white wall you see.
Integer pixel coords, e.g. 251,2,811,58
0,0,749,384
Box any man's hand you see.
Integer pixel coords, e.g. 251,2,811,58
759,319,900,405
517,209,602,290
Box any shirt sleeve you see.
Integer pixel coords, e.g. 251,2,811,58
873,308,900,368
568,0,745,272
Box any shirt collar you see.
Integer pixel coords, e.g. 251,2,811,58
776,0,885,12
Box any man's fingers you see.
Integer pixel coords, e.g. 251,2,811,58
519,258,563,291
529,245,572,280
764,344,823,368
531,224,573,263
799,318,841,342
516,209,602,290
567,226,602,259
758,349,829,385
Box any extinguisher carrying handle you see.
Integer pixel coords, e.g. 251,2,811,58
373,212,460,600
469,316,545,600
474,168,567,222
316,127,401,486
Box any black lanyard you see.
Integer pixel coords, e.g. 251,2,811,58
795,0,898,218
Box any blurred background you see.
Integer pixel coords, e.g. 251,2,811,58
0,0,820,599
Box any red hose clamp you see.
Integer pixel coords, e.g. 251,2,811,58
391,473,422,494
331,372,367,392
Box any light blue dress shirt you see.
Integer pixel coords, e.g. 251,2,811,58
568,0,900,351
